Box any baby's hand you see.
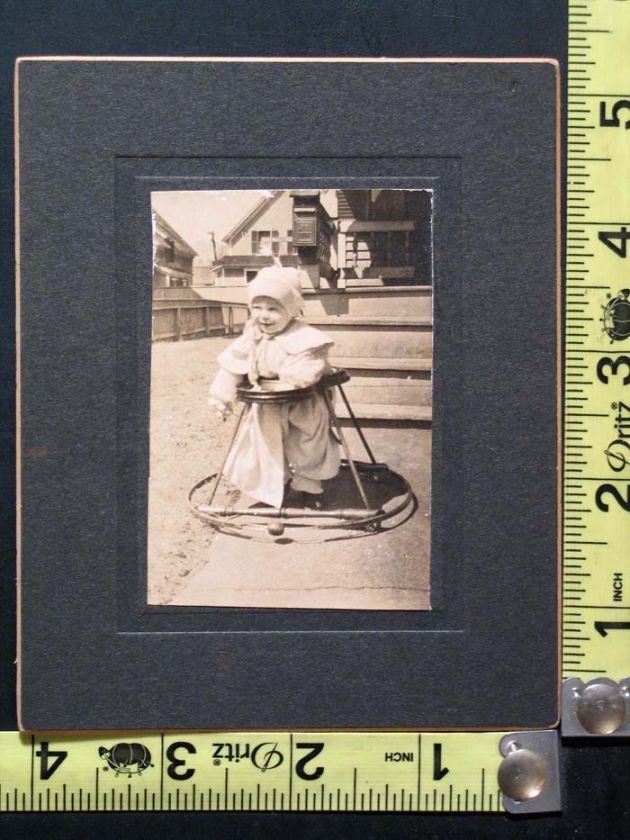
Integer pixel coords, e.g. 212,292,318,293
208,396,232,420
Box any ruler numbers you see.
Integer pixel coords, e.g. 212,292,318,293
0,732,505,813
565,0,630,680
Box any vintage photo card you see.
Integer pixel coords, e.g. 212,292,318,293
148,188,433,610
17,59,559,730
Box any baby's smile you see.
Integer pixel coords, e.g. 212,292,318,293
251,296,291,335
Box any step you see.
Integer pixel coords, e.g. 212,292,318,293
302,286,433,318
199,286,434,318
312,318,432,359
334,365,432,407
332,356,432,372
308,316,431,327
340,382,431,408
335,402,432,422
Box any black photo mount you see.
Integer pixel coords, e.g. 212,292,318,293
16,58,559,731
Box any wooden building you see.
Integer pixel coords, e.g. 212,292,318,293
210,191,301,287
336,189,432,286
152,212,247,341
209,189,431,289
153,212,197,288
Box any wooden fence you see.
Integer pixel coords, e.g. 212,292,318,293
152,301,248,342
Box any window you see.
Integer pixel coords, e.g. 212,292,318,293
251,230,280,255
164,238,175,265
346,231,411,268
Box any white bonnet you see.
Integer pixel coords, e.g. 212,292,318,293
247,266,307,319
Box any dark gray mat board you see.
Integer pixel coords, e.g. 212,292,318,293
17,58,558,730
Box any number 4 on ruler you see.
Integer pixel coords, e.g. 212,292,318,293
35,741,68,780
598,227,629,259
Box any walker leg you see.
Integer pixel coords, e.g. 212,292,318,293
322,389,371,510
336,384,378,464
207,403,249,506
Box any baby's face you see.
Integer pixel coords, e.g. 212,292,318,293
250,296,291,335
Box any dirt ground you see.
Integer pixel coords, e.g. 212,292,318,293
148,336,431,609
148,336,241,604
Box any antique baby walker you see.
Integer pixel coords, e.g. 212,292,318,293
189,267,415,543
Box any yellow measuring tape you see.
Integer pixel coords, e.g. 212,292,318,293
2,0,628,814
563,0,630,682
0,732,509,813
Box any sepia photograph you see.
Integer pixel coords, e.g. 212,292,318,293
148,188,434,610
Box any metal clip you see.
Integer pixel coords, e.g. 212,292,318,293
497,730,561,814
562,677,630,737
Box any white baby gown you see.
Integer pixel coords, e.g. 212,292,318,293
209,319,341,507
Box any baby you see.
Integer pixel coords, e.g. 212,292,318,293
208,266,340,508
